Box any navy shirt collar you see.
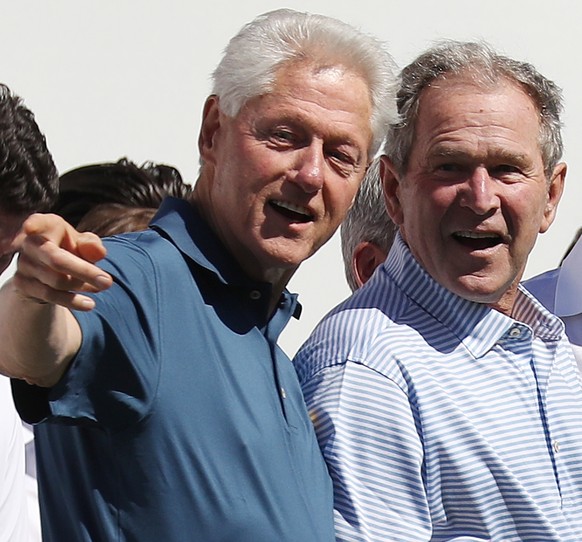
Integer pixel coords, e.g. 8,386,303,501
150,197,302,320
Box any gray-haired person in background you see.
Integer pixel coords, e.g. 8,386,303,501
0,82,57,542
0,9,397,542
294,40,582,540
340,158,396,291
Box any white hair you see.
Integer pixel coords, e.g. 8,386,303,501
212,8,398,158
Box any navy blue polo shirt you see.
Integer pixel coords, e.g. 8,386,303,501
13,198,334,542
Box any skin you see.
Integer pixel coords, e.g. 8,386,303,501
0,214,108,385
382,76,566,315
194,61,373,307
351,241,387,290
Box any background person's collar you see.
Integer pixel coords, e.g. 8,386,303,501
556,236,582,316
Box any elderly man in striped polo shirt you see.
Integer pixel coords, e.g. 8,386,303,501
294,40,582,541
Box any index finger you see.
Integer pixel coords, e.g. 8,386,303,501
22,236,113,293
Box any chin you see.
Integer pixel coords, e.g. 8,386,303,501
264,239,315,264
267,253,305,270
448,278,504,305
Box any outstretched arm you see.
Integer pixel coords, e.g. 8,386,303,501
0,213,113,387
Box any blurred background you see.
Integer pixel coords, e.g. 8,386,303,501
2,0,579,355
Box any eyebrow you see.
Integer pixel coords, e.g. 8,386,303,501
430,146,531,165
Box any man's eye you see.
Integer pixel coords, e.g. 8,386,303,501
329,150,354,165
327,151,360,178
271,129,295,143
491,164,521,175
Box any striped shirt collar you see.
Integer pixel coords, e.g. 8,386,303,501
380,233,565,358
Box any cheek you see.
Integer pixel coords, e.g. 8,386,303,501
427,182,456,208
510,188,548,233
520,206,547,241
324,177,360,214
403,184,448,222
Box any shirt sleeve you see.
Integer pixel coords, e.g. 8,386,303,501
301,361,433,541
13,236,162,430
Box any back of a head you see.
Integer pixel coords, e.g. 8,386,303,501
76,204,157,237
384,40,564,178
0,83,58,214
212,8,398,158
55,158,192,234
341,159,397,291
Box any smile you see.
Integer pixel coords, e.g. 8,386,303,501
452,231,503,250
269,200,314,223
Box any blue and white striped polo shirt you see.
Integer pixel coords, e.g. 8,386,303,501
294,234,582,541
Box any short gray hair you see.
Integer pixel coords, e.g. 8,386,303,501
384,40,564,177
212,8,398,158
340,158,397,291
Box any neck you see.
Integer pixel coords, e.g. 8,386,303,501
266,269,297,316
188,188,297,317
486,276,522,317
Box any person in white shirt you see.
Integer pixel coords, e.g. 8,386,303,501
0,376,29,541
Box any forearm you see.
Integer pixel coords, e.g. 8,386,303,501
0,213,111,386
0,277,81,387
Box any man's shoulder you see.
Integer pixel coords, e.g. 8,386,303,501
102,230,184,269
93,230,196,306
293,282,415,380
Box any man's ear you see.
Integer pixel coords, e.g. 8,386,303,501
198,95,221,165
380,155,404,225
353,241,387,288
540,162,567,234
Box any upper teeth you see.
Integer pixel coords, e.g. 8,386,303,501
456,231,498,239
272,200,310,216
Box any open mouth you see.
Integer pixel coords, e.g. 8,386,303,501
269,200,314,223
452,231,503,250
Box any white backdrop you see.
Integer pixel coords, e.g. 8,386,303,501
1,0,580,356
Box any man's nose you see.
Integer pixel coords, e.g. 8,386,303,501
291,144,325,193
459,167,499,214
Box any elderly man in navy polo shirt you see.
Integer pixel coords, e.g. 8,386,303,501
0,8,397,542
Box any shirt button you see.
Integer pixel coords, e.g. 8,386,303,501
508,326,522,338
249,290,261,300
280,387,287,399
553,440,560,453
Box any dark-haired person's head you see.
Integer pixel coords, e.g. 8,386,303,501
54,158,192,236
0,84,57,273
